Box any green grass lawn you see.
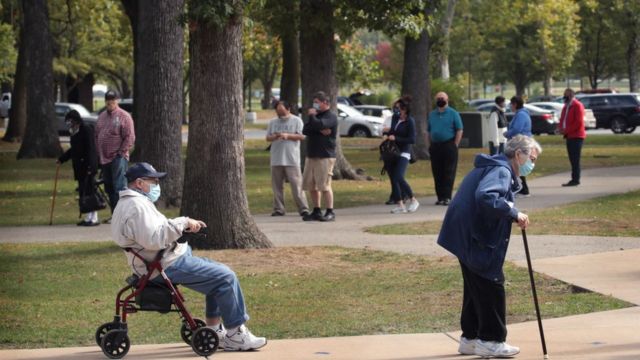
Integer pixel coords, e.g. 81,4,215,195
0,243,630,349
366,187,640,237
1,134,640,226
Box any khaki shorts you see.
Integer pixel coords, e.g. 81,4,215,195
302,157,336,192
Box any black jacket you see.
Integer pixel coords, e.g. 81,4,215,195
490,106,508,128
59,123,98,180
384,115,416,153
303,109,338,158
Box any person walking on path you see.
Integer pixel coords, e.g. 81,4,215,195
488,96,508,155
266,100,310,217
95,89,135,217
427,91,463,206
383,96,420,214
558,88,586,187
57,110,100,226
111,162,267,351
302,91,338,222
437,135,542,358
503,96,532,197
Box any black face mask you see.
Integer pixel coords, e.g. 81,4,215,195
436,99,447,108
563,96,571,103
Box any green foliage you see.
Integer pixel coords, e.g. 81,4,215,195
187,0,246,28
0,22,16,83
242,17,281,90
431,77,466,109
337,37,383,89
361,90,396,106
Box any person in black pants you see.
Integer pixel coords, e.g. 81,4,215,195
383,96,420,214
427,92,463,205
57,110,100,226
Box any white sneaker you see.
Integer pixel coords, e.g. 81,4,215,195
474,340,520,358
406,199,420,213
207,323,226,343
390,206,407,214
458,336,476,355
223,325,267,351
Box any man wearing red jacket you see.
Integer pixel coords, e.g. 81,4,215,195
558,88,586,186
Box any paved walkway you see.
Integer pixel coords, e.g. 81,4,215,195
1,165,639,359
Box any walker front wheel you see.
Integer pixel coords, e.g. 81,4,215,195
101,329,130,359
180,318,206,345
191,327,218,357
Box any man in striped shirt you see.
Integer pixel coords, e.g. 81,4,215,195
95,90,135,217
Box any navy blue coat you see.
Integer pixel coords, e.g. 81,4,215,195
437,154,521,282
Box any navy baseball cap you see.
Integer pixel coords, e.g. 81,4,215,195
125,162,167,182
105,89,120,100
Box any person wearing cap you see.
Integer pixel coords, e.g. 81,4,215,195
111,162,267,351
57,109,100,226
95,90,135,219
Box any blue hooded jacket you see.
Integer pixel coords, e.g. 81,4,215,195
504,108,532,139
437,154,521,282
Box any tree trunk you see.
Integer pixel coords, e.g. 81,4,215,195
280,31,300,114
132,0,185,208
17,0,61,159
68,73,95,111
300,0,364,180
401,31,432,160
438,0,457,80
3,18,27,143
121,0,140,132
543,74,552,96
627,25,639,92
182,8,271,249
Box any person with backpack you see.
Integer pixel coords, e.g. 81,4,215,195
383,96,420,214
57,109,100,226
487,96,508,155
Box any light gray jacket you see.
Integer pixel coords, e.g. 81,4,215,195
111,189,190,276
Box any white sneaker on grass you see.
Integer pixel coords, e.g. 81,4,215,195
407,199,420,213
458,336,476,355
207,323,226,343
390,206,407,214
223,324,267,351
474,339,520,358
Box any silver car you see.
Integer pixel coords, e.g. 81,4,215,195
337,103,384,137
529,102,597,129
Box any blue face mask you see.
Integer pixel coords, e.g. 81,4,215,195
146,183,161,203
519,158,535,177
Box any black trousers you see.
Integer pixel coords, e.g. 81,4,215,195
429,140,458,201
519,176,529,195
566,138,583,183
459,261,507,342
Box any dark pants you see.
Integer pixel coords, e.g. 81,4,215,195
519,176,529,195
488,141,504,156
385,160,407,201
429,140,458,201
566,138,583,183
102,156,128,213
459,261,507,342
388,157,413,202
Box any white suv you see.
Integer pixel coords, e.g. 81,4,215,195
336,103,384,137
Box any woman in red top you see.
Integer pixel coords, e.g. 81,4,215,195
558,88,586,186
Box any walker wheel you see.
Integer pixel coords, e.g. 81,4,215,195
191,327,218,357
101,329,130,359
180,318,206,345
95,322,117,347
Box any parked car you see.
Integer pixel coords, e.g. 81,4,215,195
353,105,392,119
528,95,557,102
476,103,558,135
95,98,133,115
55,103,98,135
468,99,494,108
575,93,640,133
529,101,597,129
336,103,384,138
337,96,355,107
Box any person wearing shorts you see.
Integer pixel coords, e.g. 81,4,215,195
302,91,338,222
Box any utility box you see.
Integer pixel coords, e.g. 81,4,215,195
459,112,489,148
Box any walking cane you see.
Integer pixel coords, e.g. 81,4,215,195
521,228,549,359
49,162,61,226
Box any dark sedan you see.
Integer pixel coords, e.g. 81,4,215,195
477,103,558,135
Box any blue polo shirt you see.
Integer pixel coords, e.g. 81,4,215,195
428,107,463,143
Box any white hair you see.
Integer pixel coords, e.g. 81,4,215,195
504,135,542,158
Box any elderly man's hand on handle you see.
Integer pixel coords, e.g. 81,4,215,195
185,218,207,233
516,212,529,230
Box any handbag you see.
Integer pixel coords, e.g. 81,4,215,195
79,176,107,213
379,139,401,163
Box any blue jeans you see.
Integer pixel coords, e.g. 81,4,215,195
389,157,413,202
162,246,250,328
102,156,128,212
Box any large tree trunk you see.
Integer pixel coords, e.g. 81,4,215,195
3,18,26,143
182,6,271,249
17,0,61,159
121,0,140,132
280,31,300,114
300,0,364,180
627,23,639,92
401,31,432,160
133,0,184,208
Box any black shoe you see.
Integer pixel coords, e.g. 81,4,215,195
300,210,310,217
78,221,99,227
441,199,450,206
303,211,323,221
271,211,285,216
385,199,395,205
320,211,335,222
435,200,442,205
562,180,580,187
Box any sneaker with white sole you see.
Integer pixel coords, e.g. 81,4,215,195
406,199,420,213
223,325,267,351
390,206,407,214
474,340,520,358
207,323,226,344
458,336,476,355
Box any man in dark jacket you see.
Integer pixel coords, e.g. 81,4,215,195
437,135,542,358
57,110,100,226
302,91,338,222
